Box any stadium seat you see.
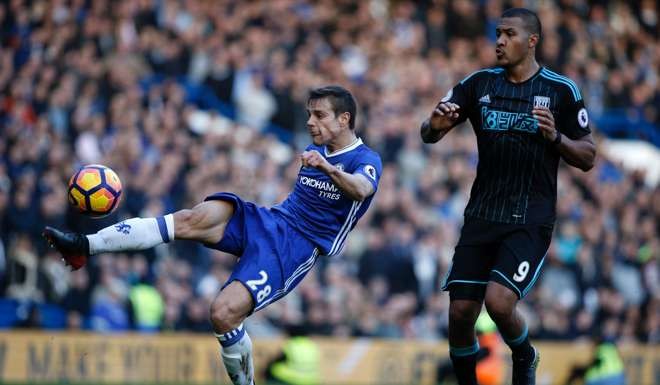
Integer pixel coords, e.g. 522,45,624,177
37,303,67,330
0,299,20,328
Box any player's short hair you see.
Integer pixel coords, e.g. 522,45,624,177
308,85,357,130
501,8,542,41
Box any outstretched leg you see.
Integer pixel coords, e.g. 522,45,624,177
44,200,233,269
485,282,538,385
210,281,255,385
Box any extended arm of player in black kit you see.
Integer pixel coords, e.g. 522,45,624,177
555,95,596,171
442,74,477,125
421,73,478,143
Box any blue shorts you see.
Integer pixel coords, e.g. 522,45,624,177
204,192,320,313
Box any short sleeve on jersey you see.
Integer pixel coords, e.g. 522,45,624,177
540,68,591,140
441,78,473,125
559,98,591,140
441,69,501,126
353,153,382,193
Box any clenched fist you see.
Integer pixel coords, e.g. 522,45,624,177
533,106,558,142
301,150,332,172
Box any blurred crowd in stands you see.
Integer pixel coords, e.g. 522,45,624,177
0,0,657,344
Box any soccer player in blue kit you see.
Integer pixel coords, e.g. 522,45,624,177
44,86,382,385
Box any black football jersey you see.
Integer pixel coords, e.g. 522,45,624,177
442,67,591,225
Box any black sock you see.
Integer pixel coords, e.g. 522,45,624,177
509,335,534,360
505,325,534,361
449,343,479,385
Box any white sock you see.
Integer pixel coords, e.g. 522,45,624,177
86,214,175,255
216,325,254,385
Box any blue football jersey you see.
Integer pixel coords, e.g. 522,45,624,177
273,138,382,256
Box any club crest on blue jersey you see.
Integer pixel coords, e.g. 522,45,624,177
364,165,377,180
273,138,382,256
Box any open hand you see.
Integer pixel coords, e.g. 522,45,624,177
430,102,461,130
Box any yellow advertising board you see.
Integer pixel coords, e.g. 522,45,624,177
0,331,656,384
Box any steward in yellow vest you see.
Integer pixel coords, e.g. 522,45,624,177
564,336,625,385
266,336,321,385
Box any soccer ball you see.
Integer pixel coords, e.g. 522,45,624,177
67,164,122,217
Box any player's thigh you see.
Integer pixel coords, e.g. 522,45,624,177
489,224,553,299
173,200,234,244
442,244,497,301
227,225,319,313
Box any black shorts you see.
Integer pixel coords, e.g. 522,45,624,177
441,216,553,300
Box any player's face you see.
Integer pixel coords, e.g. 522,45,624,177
306,97,350,145
495,17,533,67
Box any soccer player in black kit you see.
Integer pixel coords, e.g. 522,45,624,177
421,8,596,385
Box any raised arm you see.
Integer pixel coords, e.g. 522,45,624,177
422,71,479,143
420,102,462,143
325,168,374,201
301,150,375,201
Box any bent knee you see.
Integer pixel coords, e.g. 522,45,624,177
484,284,518,321
209,298,244,333
449,301,481,325
484,297,514,322
210,300,240,333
